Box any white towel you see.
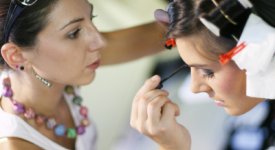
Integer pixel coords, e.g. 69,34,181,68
232,13,275,99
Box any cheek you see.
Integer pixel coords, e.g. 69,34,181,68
40,44,84,66
214,66,246,97
218,74,237,92
33,48,84,79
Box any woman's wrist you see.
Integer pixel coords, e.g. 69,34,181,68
158,128,191,150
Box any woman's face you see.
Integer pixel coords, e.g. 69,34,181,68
176,37,264,116
23,0,105,86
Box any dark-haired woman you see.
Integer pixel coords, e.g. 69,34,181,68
0,0,165,149
130,0,275,150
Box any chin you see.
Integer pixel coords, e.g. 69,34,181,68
224,97,264,116
76,73,96,86
224,108,247,116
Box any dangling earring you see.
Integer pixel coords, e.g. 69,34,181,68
2,76,13,97
31,68,52,87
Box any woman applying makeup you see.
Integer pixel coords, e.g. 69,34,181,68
130,0,275,149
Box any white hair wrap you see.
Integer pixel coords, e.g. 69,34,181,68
232,13,275,99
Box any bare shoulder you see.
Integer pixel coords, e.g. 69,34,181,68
0,137,42,150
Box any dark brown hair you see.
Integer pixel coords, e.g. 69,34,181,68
167,0,275,61
0,0,58,65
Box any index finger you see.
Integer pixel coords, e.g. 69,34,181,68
134,75,161,100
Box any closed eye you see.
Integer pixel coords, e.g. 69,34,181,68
201,69,215,79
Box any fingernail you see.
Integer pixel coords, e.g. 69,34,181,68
151,75,159,81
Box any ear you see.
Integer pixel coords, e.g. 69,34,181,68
1,43,26,70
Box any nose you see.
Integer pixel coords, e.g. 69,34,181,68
87,24,106,52
190,68,212,94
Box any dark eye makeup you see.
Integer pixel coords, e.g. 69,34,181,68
67,28,81,39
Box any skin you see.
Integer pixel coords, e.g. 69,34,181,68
26,0,104,86
100,8,168,65
101,22,165,65
176,37,264,116
130,75,191,150
130,36,265,150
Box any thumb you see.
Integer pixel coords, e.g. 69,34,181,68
154,9,169,25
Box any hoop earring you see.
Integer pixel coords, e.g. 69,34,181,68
31,68,52,87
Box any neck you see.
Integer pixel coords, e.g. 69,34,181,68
2,70,66,116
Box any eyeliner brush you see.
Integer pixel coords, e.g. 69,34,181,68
156,64,188,89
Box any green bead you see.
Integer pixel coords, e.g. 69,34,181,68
67,128,77,139
73,96,83,105
64,86,74,94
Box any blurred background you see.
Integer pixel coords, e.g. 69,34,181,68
82,0,231,150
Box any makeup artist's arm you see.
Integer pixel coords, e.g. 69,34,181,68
130,75,191,150
100,22,165,65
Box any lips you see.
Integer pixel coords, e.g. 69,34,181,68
87,60,100,70
214,100,225,107
208,94,225,107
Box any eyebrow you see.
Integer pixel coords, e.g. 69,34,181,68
187,64,209,68
60,18,84,31
60,4,94,31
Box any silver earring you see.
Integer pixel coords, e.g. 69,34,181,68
32,68,52,87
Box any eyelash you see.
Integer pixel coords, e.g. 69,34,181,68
202,69,215,79
67,28,81,39
90,13,97,21
67,14,97,39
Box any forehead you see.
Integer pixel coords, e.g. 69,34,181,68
47,0,91,25
176,37,216,65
